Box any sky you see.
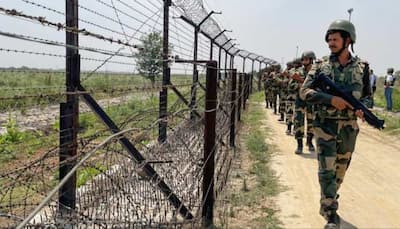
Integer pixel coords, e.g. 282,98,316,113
0,0,398,76
205,0,400,76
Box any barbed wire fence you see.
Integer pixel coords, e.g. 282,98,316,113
0,0,278,228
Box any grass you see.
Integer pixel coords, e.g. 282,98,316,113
371,78,400,134
228,91,283,228
77,165,107,187
0,85,194,214
376,112,400,135
0,82,192,167
0,117,56,164
0,70,193,111
373,77,400,111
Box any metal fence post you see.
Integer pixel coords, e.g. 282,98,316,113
243,73,247,110
190,27,199,120
258,61,262,91
218,47,222,83
246,73,250,100
250,60,255,94
59,0,79,215
230,69,237,147
203,61,217,227
237,73,243,121
159,0,171,143
224,50,228,81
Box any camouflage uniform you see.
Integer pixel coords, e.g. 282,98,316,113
294,51,317,154
265,72,277,113
263,71,270,108
285,66,299,134
293,67,310,139
300,54,369,220
275,71,287,121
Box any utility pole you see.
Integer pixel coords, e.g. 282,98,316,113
347,8,354,22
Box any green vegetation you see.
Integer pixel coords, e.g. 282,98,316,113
228,91,283,228
0,117,55,163
134,31,164,86
374,77,400,111
0,80,194,166
77,165,107,187
376,112,400,135
0,69,192,111
371,77,400,134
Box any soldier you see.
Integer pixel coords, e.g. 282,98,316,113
300,19,370,229
293,51,316,154
262,67,271,108
285,58,302,134
265,68,278,113
274,63,286,121
270,65,281,114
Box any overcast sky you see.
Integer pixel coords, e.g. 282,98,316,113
205,0,399,76
0,0,398,76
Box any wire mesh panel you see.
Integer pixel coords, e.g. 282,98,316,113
0,0,276,228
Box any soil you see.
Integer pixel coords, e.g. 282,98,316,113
263,107,400,228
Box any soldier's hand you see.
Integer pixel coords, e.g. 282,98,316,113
331,96,353,111
355,109,365,121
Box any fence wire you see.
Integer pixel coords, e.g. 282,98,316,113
0,0,271,227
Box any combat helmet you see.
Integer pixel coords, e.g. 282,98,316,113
293,57,302,66
325,19,356,44
301,51,316,60
272,62,281,71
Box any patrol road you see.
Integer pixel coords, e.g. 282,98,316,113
262,107,400,228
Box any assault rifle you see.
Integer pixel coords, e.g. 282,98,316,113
311,73,385,130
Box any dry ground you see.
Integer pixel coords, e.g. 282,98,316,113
264,107,400,228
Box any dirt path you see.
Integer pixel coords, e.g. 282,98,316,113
263,107,400,228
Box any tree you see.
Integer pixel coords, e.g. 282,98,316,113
135,31,163,87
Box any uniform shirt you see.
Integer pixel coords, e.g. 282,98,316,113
300,54,365,120
287,66,304,94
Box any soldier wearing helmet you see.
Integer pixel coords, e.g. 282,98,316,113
285,57,303,135
300,19,371,229
269,64,282,114
263,66,276,111
276,62,291,121
291,51,317,154
384,67,396,111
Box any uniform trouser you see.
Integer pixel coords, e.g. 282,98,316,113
294,101,314,139
278,94,286,114
268,94,277,111
313,118,359,218
285,100,295,125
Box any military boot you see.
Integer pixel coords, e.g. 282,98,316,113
306,134,315,152
273,104,277,114
324,212,341,229
286,123,292,135
278,113,284,121
295,139,303,154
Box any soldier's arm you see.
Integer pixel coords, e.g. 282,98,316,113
299,65,333,105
